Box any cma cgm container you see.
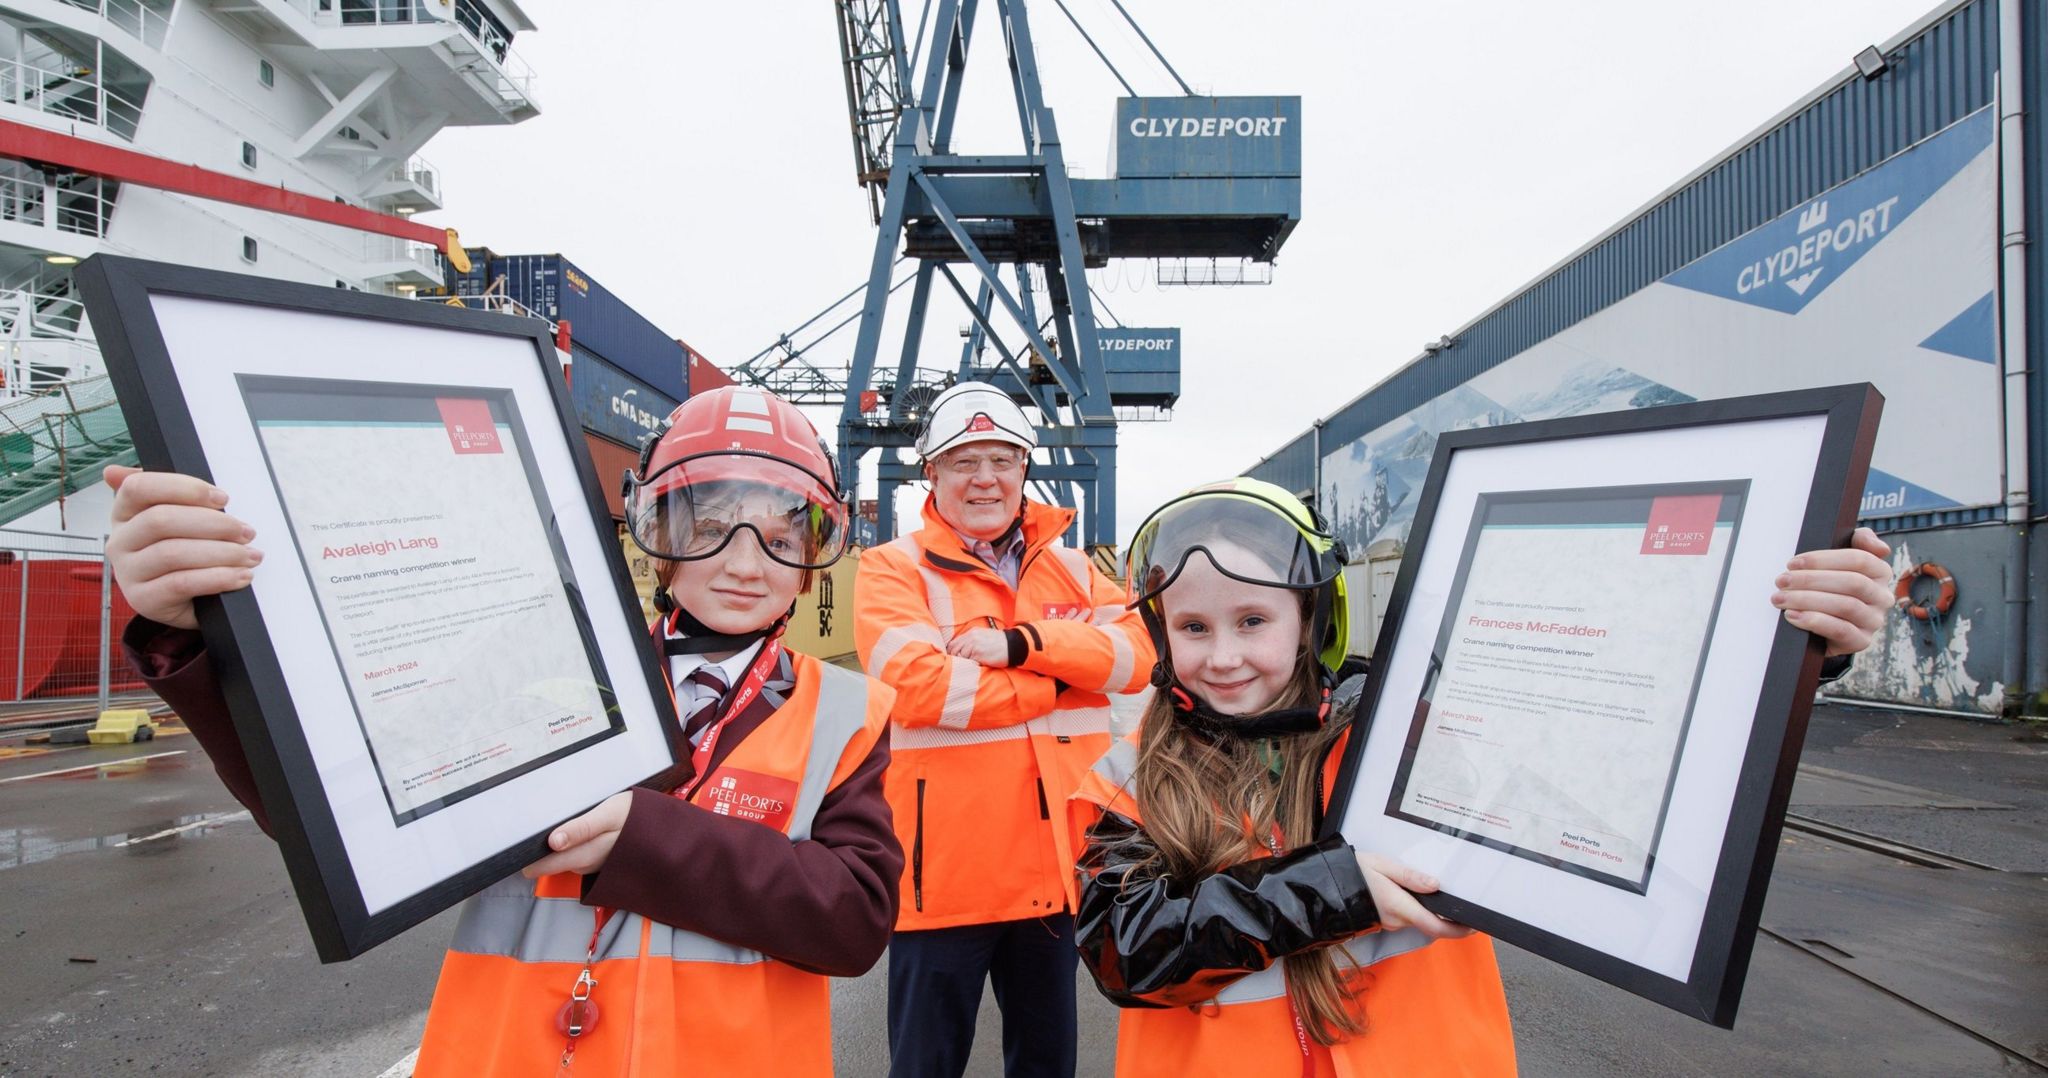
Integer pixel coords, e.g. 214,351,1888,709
452,251,688,402
568,343,680,452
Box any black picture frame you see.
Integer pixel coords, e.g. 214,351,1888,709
1320,384,1882,1027
78,255,689,962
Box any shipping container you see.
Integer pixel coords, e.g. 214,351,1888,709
683,339,734,393
568,344,680,450
583,431,641,521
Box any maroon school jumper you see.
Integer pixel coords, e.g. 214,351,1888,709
124,617,902,975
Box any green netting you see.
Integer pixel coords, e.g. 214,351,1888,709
0,374,136,523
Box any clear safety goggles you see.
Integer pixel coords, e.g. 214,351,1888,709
1126,489,1338,606
623,454,849,570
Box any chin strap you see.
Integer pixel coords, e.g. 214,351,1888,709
1152,662,1333,742
656,588,795,656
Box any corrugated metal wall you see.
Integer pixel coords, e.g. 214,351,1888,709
1245,429,1316,497
1260,0,2004,469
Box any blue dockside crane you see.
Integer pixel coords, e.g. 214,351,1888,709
754,0,1301,548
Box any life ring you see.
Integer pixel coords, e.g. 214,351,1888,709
1894,561,1957,620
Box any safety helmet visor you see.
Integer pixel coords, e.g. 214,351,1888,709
1126,490,1338,607
623,453,849,569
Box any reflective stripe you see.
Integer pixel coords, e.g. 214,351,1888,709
1099,624,1135,692
1210,931,1435,1004
795,664,878,842
1051,546,1092,595
938,656,979,729
866,622,945,679
896,705,1109,750
1089,736,1139,788
918,567,956,632
646,922,770,965
1045,547,1136,690
450,880,642,963
1025,705,1111,740
1340,926,1436,969
1214,961,1287,1005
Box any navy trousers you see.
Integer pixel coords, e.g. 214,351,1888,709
886,913,1079,1078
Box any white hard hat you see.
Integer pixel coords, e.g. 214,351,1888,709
915,381,1037,460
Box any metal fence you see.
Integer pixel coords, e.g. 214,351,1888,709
0,527,140,711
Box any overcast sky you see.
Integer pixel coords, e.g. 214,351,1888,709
420,0,1944,546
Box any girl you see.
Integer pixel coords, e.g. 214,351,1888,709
1072,478,1892,1076
107,386,900,1076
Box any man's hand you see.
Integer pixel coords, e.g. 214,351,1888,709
946,627,1013,668
523,791,632,878
104,464,261,630
1776,527,1894,657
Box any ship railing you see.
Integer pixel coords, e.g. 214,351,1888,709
0,56,145,141
389,154,440,197
0,165,115,240
55,0,172,52
282,0,536,104
426,290,546,324
0,288,91,341
361,233,445,278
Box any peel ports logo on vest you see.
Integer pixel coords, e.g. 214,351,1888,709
1042,602,1088,619
701,769,798,830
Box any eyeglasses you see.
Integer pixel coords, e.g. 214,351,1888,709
940,450,1025,476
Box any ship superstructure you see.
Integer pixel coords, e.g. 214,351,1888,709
0,0,539,533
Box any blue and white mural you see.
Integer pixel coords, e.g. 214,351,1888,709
1323,107,1999,553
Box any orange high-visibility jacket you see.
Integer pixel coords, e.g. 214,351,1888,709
413,654,893,1078
1073,735,1518,1078
855,496,1155,930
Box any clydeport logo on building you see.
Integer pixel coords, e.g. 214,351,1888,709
1662,109,1991,315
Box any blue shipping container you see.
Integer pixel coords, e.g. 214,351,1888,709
477,253,689,402
569,344,680,449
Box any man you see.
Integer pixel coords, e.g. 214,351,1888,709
855,382,1155,1078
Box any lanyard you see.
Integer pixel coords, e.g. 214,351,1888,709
555,628,786,1068
673,637,784,801
1259,822,1317,1078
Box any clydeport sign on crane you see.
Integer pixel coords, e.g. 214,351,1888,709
735,0,1302,548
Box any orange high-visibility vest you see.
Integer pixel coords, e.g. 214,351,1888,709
856,496,1153,930
412,654,891,1078
1074,735,1519,1078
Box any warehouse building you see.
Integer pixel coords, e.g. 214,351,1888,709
1247,0,2046,716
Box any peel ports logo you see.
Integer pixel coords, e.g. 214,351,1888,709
1641,494,1721,556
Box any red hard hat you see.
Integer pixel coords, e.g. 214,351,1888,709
638,387,837,494
624,386,849,568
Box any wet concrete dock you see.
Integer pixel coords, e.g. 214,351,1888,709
1,702,2042,1076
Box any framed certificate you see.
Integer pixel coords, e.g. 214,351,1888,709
79,255,686,961
1323,385,1881,1026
